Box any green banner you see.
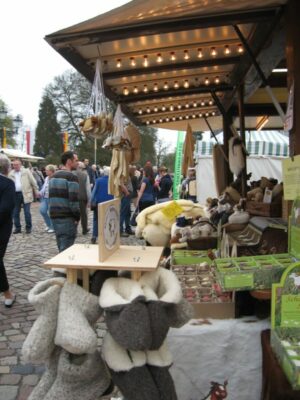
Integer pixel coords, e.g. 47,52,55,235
173,131,186,200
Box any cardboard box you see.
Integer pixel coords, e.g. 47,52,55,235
246,201,282,217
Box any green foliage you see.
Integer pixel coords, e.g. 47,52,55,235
33,95,62,163
74,136,112,166
137,125,157,166
161,152,176,172
0,99,18,148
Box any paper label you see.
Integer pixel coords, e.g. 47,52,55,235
282,156,300,200
281,295,300,327
161,201,184,221
224,273,254,289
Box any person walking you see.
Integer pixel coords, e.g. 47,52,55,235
0,154,16,307
120,178,133,237
136,165,155,212
39,164,56,233
74,161,91,235
49,151,80,252
9,158,40,234
90,167,113,244
155,166,173,203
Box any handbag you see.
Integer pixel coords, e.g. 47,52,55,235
130,206,139,226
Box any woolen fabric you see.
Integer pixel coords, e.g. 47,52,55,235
55,282,102,354
22,278,66,363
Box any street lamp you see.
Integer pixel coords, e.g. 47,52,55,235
0,106,23,148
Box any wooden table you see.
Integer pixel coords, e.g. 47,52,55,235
44,244,164,291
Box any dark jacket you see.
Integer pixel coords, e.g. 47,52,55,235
0,175,16,241
157,174,173,199
91,175,113,205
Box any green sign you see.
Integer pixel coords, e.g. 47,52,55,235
281,294,300,327
224,273,254,289
173,131,186,200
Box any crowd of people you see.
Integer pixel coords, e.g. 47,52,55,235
0,150,198,308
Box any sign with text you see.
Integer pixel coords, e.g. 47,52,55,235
281,294,300,327
282,155,300,200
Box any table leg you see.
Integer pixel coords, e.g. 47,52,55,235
131,271,142,281
82,269,90,291
67,269,78,284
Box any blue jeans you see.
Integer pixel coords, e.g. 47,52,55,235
92,209,98,239
120,195,131,232
13,192,32,231
39,198,53,229
51,218,77,252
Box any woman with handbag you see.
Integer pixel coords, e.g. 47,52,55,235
90,167,113,244
136,165,155,212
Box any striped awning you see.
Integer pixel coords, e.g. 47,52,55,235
196,130,289,157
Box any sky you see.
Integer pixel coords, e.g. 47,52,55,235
0,0,176,150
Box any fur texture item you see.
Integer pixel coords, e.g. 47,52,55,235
141,223,171,247
228,210,250,224
28,347,61,400
228,136,245,177
55,283,102,354
100,278,152,351
139,268,182,349
22,278,66,363
43,350,111,400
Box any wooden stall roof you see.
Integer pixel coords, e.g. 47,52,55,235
45,0,288,131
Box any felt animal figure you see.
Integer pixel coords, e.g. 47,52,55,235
228,136,245,177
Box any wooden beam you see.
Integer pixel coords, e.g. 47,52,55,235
103,57,241,80
47,8,280,44
120,84,233,103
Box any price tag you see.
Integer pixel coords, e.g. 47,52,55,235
161,201,184,221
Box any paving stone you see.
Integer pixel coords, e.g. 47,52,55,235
4,330,20,336
0,385,18,400
0,366,10,374
16,384,33,400
0,349,15,357
8,335,26,342
11,364,35,375
0,356,18,366
0,374,21,385
22,374,39,386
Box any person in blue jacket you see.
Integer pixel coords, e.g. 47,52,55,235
90,167,113,244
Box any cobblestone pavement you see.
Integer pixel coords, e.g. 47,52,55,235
0,202,144,400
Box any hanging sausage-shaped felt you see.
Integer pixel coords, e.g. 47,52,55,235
228,136,245,177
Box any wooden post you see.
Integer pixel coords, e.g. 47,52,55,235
286,0,300,156
238,84,247,197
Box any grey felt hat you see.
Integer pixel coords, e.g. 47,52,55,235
100,278,152,351
55,282,102,354
22,278,65,363
44,349,111,400
28,347,61,400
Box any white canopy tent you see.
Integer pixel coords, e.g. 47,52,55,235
0,148,44,162
195,131,289,204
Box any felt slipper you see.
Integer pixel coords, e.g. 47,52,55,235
4,294,16,308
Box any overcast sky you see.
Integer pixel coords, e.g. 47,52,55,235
0,0,176,150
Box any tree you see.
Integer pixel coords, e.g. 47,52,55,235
0,99,18,148
155,137,168,167
161,151,176,172
137,126,158,166
33,95,62,164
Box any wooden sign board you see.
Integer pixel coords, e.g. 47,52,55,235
98,198,120,262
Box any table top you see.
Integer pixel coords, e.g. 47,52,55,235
44,244,164,272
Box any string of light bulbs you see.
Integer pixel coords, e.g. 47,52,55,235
144,111,217,124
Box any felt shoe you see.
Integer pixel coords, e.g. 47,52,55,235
103,333,159,400
22,278,65,363
28,347,61,400
44,349,111,400
55,282,102,354
100,278,151,351
139,268,182,349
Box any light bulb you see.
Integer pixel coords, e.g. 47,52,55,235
152,119,156,124
214,76,220,84
159,118,163,123
162,105,166,111
138,109,143,114
133,86,139,93
184,50,190,60
183,80,189,88
209,100,213,106
116,59,122,68
146,108,151,113
193,102,197,107
166,117,169,122
212,111,216,116
204,77,210,85
146,121,150,125
157,53,163,63
154,106,158,112
163,82,169,90
199,113,203,117
153,83,159,92
205,112,209,117
174,81,179,89
130,57,136,67
170,52,176,61
185,115,189,119
192,114,196,118
237,44,244,53
185,103,189,108
210,47,217,57
169,104,174,111
143,55,149,67
143,85,149,93
224,45,231,55
201,100,205,106
123,87,129,95
179,116,183,120
197,48,203,58
177,104,182,109
172,116,176,121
